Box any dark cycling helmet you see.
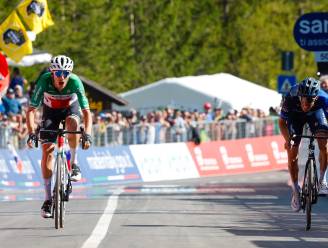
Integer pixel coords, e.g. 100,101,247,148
298,77,320,97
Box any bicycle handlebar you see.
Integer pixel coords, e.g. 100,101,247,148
291,134,328,140
31,127,87,148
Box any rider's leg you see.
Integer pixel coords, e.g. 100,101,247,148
316,134,328,183
66,115,81,181
288,144,300,191
41,143,55,200
288,143,302,212
66,115,79,162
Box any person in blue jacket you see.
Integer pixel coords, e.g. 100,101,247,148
279,77,328,212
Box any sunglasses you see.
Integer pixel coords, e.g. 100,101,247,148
54,70,70,78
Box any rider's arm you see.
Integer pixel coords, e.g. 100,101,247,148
278,117,289,142
82,108,92,135
72,75,92,134
26,107,37,134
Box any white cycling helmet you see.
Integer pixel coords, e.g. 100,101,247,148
49,55,74,71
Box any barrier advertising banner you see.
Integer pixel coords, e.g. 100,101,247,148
79,146,142,184
0,135,288,189
129,143,199,182
186,135,287,177
0,149,41,188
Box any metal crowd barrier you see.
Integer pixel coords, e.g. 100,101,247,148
0,116,281,149
82,116,281,146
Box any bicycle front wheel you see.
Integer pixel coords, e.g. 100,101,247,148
305,159,313,231
54,155,63,229
60,157,69,228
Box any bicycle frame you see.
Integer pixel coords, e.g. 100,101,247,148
293,134,321,231
52,131,71,229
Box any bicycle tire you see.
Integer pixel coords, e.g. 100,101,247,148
305,159,313,231
55,155,62,229
60,157,68,228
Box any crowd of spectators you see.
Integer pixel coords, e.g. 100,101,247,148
91,103,281,146
1,67,284,149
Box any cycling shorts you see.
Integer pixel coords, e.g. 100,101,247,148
287,108,328,145
40,101,82,143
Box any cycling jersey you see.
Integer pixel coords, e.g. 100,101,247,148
29,72,89,110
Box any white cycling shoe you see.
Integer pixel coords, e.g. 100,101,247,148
318,181,328,195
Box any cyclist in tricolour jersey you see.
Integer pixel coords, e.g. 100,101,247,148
26,55,93,218
279,77,328,212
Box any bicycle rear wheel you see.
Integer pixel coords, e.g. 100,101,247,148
305,159,313,231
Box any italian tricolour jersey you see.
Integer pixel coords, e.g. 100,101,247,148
29,72,89,110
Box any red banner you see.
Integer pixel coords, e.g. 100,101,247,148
186,135,287,177
0,52,9,94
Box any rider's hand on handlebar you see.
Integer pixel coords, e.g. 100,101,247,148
81,133,92,150
285,135,296,150
27,133,37,148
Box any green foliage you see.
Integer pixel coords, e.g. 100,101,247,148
0,0,327,92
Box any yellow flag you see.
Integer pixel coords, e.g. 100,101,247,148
17,0,54,34
0,11,32,62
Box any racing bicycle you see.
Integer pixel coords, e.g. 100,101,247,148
292,134,322,231
34,121,87,229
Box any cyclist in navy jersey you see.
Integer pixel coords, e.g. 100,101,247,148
279,77,328,212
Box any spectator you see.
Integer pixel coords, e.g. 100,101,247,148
14,85,28,108
203,102,214,121
9,67,27,91
173,109,187,142
146,112,156,144
137,115,148,144
2,88,22,117
320,75,328,93
0,98,5,114
213,106,224,122
2,88,22,130
154,110,170,143
164,107,175,127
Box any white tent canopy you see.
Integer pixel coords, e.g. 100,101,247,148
6,49,52,67
116,73,282,114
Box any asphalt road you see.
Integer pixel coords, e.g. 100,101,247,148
0,170,327,248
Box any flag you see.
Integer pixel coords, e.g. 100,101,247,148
0,52,10,95
17,0,54,34
7,142,24,174
0,11,32,62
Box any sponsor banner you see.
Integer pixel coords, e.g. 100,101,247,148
79,146,142,184
0,149,41,188
186,135,287,177
129,143,199,182
17,0,54,34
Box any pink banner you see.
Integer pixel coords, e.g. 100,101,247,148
186,135,287,177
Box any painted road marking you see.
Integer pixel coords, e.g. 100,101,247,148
81,188,123,248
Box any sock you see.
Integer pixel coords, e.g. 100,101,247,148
291,181,299,192
44,178,51,201
319,170,326,184
70,148,78,165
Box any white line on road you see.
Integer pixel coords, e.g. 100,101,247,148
81,188,123,248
